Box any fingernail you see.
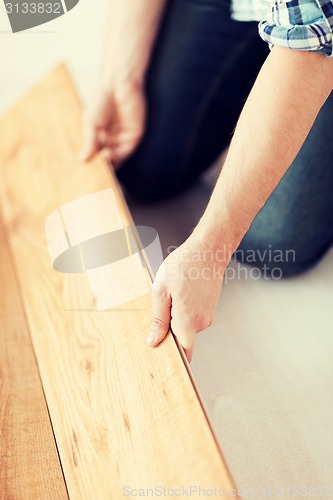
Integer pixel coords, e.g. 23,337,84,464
146,331,157,345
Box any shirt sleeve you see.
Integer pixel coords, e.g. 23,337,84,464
258,0,333,56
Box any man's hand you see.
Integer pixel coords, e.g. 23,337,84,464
146,236,226,363
79,0,166,165
146,48,333,363
80,82,146,167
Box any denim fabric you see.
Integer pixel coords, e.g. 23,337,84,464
118,0,269,197
238,90,333,276
117,0,333,276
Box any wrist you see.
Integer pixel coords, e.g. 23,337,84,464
100,64,146,92
100,38,153,90
192,164,255,259
191,211,249,266
96,74,144,108
188,225,234,269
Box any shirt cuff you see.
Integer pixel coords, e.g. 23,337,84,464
258,0,333,56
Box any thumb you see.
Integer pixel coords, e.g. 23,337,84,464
146,286,171,347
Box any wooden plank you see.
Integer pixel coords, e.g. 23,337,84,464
0,64,237,499
0,216,68,500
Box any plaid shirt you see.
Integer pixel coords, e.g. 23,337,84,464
231,0,333,56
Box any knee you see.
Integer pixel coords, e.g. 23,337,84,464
235,229,322,278
117,147,194,202
235,240,300,278
117,164,180,202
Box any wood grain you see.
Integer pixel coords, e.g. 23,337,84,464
0,65,237,499
0,216,68,500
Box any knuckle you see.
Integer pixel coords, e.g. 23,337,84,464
151,317,167,331
191,314,212,332
153,284,167,299
153,266,166,288
205,317,213,329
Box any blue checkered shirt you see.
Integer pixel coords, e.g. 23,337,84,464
231,0,333,56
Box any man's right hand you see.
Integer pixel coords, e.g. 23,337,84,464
80,80,146,167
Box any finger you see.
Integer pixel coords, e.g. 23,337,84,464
146,286,171,348
170,315,196,363
100,149,117,172
108,134,143,166
99,147,123,171
99,130,141,147
79,117,99,162
96,129,109,148
100,147,113,162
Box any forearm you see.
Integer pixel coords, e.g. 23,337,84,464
100,0,167,87
194,46,333,257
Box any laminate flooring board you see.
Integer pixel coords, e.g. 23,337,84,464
0,215,68,500
0,65,237,499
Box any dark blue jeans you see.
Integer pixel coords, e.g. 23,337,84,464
117,0,333,276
